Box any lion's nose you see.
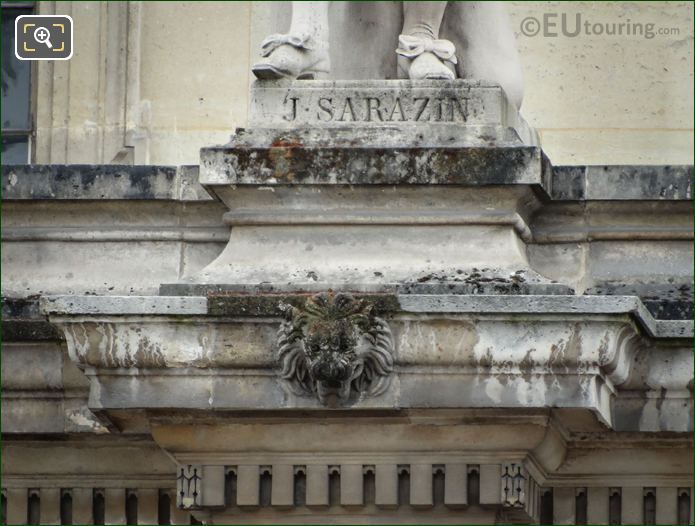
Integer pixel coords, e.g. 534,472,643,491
312,359,351,383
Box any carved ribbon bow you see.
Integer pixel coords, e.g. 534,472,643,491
395,34,458,64
260,33,313,57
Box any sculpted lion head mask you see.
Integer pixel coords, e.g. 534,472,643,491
277,293,394,405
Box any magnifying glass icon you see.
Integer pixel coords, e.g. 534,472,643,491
33,26,53,49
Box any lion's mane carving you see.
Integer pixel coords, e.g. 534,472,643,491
277,292,394,404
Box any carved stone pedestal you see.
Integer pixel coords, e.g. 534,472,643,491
32,80,694,524
167,80,549,295
246,80,537,144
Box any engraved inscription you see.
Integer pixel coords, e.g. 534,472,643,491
283,94,470,123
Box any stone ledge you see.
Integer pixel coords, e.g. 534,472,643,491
2,163,691,202
40,295,208,316
39,294,693,340
159,274,574,297
585,282,692,321
397,294,691,339
200,140,545,186
1,297,62,341
38,294,693,431
2,296,206,342
1,164,211,201
550,165,693,200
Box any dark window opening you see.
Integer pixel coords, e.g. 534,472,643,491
363,470,375,506
644,489,656,525
157,491,171,525
678,489,691,525
225,471,237,507
1,1,34,164
125,491,138,525
259,471,272,507
609,489,621,525
27,492,39,525
328,471,340,507
60,491,72,525
467,467,480,505
397,468,410,507
575,489,587,525
293,470,306,507
433,468,445,506
540,489,553,525
92,490,105,525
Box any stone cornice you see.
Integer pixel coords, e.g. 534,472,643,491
37,293,693,432
2,163,692,201
40,293,694,339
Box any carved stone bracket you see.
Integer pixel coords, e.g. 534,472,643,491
277,292,394,405
42,294,692,429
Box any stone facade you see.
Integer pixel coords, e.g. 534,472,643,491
30,2,693,166
3,79,694,525
2,3,694,526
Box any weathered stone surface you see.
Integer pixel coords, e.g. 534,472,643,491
4,166,689,320
585,282,693,321
193,123,693,297
1,165,212,201
248,80,536,143
528,201,693,322
165,271,573,298
201,81,543,193
1,297,62,341
5,164,689,307
397,294,692,339
2,197,227,297
4,163,690,203
581,239,693,321
169,182,562,293
41,295,207,316
201,136,543,187
42,293,692,431
2,436,176,477
1,343,63,391
41,293,693,340
163,268,573,297
550,165,693,201
207,293,400,317
3,9,693,521
530,201,693,244
0,339,102,434
200,136,542,192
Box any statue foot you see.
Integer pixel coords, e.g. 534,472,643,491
398,52,456,80
252,34,330,80
395,34,458,81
